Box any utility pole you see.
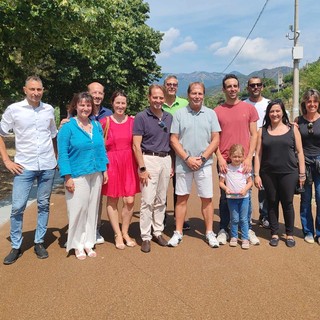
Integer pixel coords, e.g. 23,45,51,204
287,0,303,120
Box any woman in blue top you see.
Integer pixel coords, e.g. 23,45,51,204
58,92,108,260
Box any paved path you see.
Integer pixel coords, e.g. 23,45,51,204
0,168,319,319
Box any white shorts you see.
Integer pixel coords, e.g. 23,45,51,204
175,165,213,198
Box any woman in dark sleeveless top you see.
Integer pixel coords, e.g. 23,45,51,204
295,89,320,244
254,100,305,247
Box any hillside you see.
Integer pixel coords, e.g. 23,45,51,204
157,66,292,97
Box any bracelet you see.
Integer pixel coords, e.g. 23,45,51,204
299,176,306,181
299,173,306,176
184,155,190,162
3,159,10,163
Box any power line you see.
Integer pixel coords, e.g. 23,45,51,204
221,0,270,74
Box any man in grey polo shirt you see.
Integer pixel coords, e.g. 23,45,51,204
167,82,221,248
133,84,173,253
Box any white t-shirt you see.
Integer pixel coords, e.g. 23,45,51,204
0,99,57,170
244,97,270,128
220,164,251,199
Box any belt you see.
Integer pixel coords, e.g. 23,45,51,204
143,151,169,157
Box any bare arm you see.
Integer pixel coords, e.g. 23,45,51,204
243,121,258,173
294,126,306,187
253,129,263,189
216,146,228,174
170,133,202,171
240,176,253,196
0,136,23,174
132,135,150,186
203,132,220,160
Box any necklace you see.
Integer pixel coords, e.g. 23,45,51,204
76,117,92,134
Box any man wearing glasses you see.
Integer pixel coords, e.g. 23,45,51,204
162,75,191,230
133,85,173,253
245,77,270,229
167,82,221,248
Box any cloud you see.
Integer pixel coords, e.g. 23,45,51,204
160,27,180,51
172,40,197,53
209,42,222,51
214,36,291,62
158,28,198,59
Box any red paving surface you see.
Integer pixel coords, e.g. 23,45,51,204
0,166,319,319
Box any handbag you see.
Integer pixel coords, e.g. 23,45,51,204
103,116,110,142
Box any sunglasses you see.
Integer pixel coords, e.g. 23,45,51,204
248,83,263,88
165,83,178,87
308,122,314,135
158,120,167,131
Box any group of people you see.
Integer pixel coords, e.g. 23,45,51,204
1,74,319,264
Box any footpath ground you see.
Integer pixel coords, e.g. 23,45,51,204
0,165,319,320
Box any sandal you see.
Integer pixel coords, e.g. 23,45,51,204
114,234,125,250
75,249,86,260
85,247,97,258
123,234,136,247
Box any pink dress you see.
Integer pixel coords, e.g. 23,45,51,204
100,116,140,198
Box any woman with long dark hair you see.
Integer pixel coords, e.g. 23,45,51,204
254,99,305,247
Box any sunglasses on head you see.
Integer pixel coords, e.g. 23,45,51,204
308,122,314,135
248,83,263,88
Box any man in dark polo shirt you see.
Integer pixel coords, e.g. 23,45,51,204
133,84,173,253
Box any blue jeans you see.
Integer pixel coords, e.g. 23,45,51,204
227,197,249,240
300,160,320,238
10,169,55,249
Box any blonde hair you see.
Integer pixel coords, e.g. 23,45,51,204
229,144,244,158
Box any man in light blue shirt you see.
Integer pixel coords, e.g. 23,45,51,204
167,82,221,248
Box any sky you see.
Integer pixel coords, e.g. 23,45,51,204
146,0,320,75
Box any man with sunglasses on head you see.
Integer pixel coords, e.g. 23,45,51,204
133,85,173,253
162,75,191,231
167,82,221,248
245,77,270,229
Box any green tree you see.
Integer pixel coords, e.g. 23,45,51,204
0,0,162,115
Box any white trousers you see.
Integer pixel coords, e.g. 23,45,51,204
66,172,103,252
140,155,171,241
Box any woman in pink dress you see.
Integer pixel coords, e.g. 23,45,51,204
100,91,140,249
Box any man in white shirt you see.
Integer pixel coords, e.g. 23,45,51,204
0,76,57,265
244,76,270,228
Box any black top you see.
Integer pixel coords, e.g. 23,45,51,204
261,126,298,174
297,116,320,157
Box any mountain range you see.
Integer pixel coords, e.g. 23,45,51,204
157,66,293,97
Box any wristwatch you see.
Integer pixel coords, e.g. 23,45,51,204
200,155,207,163
139,167,146,173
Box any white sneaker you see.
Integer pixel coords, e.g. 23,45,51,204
168,231,183,247
304,235,315,244
96,230,105,244
206,231,219,248
249,229,260,245
217,229,229,245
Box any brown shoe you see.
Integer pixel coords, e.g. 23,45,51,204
141,240,151,253
153,235,168,247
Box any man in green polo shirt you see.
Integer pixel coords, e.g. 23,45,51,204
162,75,190,230
163,75,188,114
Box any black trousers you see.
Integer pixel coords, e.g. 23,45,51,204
260,171,298,236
